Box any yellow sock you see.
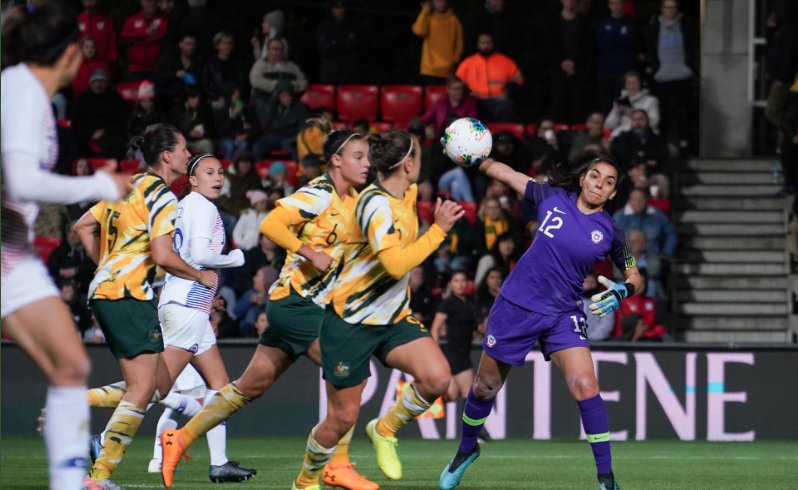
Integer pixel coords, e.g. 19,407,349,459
329,424,354,464
90,401,145,481
295,426,336,488
87,384,126,408
182,383,251,447
376,381,432,438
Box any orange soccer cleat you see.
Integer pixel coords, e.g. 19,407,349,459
322,462,380,490
160,429,190,488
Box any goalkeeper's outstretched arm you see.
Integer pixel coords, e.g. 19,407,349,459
478,159,530,196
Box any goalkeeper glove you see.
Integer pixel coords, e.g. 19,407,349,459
589,275,635,318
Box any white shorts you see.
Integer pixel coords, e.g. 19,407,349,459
158,302,216,356
173,364,206,399
1,255,61,320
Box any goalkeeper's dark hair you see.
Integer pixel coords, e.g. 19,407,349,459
129,123,182,168
307,117,365,164
547,151,621,193
1,1,80,70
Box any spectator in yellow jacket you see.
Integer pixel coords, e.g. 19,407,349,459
412,0,463,86
296,106,333,163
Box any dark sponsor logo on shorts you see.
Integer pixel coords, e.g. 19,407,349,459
189,343,199,353
333,362,350,377
486,334,497,347
149,329,162,343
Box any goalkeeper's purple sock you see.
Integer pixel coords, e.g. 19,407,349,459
459,388,495,453
578,394,612,475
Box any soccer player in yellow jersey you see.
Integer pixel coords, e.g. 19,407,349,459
162,121,377,490
289,130,464,489
74,124,216,489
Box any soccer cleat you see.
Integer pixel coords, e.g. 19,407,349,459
82,476,101,489
89,434,103,464
209,461,257,483
477,428,492,444
161,429,186,488
598,473,621,490
322,462,380,490
148,458,162,474
365,419,401,480
438,443,481,490
291,480,320,490
93,478,127,490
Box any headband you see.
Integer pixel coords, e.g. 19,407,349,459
187,153,214,176
328,132,359,164
389,141,414,169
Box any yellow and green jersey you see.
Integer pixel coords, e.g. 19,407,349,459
268,174,359,305
332,182,420,325
88,172,178,301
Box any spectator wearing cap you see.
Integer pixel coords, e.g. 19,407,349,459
297,107,333,163
610,109,668,171
596,0,643,114
456,32,524,122
298,155,323,188
605,70,660,139
421,76,477,139
217,148,266,221
78,0,118,70
128,80,167,139
168,85,215,154
201,30,247,104
252,10,290,60
249,38,309,112
72,36,110,98
233,190,270,251
152,32,205,112
613,188,677,258
71,67,128,159
253,80,309,161
120,0,168,81
569,112,610,162
266,161,295,196
412,0,463,86
213,84,250,159
316,1,359,84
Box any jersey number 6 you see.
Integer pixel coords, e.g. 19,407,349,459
538,211,563,238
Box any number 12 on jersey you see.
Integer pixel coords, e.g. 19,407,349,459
539,210,563,238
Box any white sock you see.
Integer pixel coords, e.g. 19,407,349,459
159,392,202,416
45,386,89,490
205,390,228,466
153,408,179,461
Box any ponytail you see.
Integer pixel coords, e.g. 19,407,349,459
366,130,417,178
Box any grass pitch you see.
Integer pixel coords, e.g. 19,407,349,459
2,436,797,490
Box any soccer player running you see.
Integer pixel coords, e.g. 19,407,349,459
438,152,641,490
287,130,464,489
75,124,217,490
161,122,377,490
1,4,130,489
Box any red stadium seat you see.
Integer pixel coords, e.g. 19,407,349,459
256,160,298,187
32,236,61,264
487,123,525,141
220,159,232,169
268,149,291,159
392,121,409,131
554,124,570,133
87,158,117,171
56,119,72,130
380,85,423,124
526,124,538,137
571,124,587,132
371,122,393,133
119,159,142,173
300,84,336,112
459,201,478,225
332,121,348,130
336,85,379,122
424,85,448,111
417,200,433,224
603,128,611,139
117,81,141,108
465,280,474,296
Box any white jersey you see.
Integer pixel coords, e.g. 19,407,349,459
159,192,225,314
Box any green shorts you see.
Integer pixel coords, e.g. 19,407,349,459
258,286,324,361
320,308,431,388
90,298,164,359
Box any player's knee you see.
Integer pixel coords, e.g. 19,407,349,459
473,376,502,400
420,370,451,399
329,409,359,433
567,373,599,401
51,352,91,385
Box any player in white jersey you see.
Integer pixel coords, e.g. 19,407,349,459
1,4,130,490
157,153,256,482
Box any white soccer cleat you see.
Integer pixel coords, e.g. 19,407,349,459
148,458,162,474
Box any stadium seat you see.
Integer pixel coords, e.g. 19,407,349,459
268,149,291,159
119,159,142,173
300,84,336,112
424,85,448,111
87,158,117,171
417,200,433,223
220,159,232,169
603,128,611,139
393,120,409,131
371,122,393,133
380,85,423,125
336,85,379,122
571,124,587,132
459,201,478,225
32,236,61,264
332,121,348,130
116,81,142,108
554,124,570,133
56,119,72,130
256,160,298,187
487,123,525,141
465,280,474,296
526,124,538,137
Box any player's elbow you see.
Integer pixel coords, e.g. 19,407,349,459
151,244,171,267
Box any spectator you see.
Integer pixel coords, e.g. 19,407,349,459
217,148,265,221
158,0,190,47
128,80,167,139
615,230,661,300
60,280,93,335
610,158,648,210
233,190,270,251
605,71,661,139
456,33,524,122
469,0,518,58
489,130,529,174
47,220,96,296
253,80,309,161
412,0,463,86
182,0,223,57
213,83,250,159
422,76,477,138
569,112,610,162
233,234,284,296
72,36,109,98
297,155,323,188
434,216,474,274
253,311,269,337
474,231,521,287
233,266,275,334
152,32,204,112
168,85,215,154
648,0,697,151
316,0,359,84
265,161,295,196
475,266,504,311
78,0,117,70
473,196,523,259
613,188,677,258
71,68,128,159
83,313,106,343
296,107,333,163
249,38,308,109
525,118,564,175
614,270,667,341
780,80,798,196
547,0,594,124
764,1,798,128
120,0,168,81
438,166,474,202
581,270,614,341
409,266,436,327
252,10,289,60
211,295,238,339
648,173,672,216
201,30,246,104
351,119,372,137
596,0,642,113
611,109,669,170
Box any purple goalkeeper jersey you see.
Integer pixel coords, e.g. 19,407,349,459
499,179,635,316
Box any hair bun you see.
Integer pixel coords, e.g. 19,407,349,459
129,135,145,151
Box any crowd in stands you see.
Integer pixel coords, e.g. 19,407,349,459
21,0,703,344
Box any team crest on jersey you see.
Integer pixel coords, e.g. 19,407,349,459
334,362,350,377
189,344,199,353
486,334,497,347
149,329,162,343
590,230,604,244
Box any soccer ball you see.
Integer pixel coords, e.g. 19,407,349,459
442,118,492,167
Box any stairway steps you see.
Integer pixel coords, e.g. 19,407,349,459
675,275,789,289
684,330,790,343
676,210,783,223
680,185,780,197
676,223,786,235
684,316,790,330
681,250,786,263
676,290,788,303
675,263,788,275
681,236,786,250
678,173,774,185
682,160,773,172
676,197,785,211
676,303,788,315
